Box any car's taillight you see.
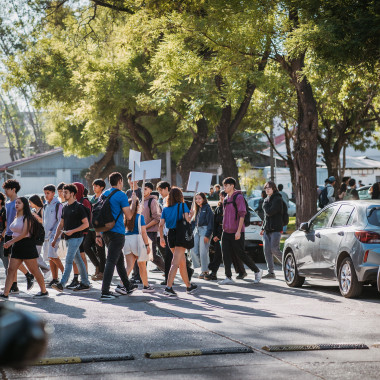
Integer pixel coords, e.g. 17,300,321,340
251,220,262,226
355,231,380,244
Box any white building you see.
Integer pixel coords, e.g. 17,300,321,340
0,148,112,196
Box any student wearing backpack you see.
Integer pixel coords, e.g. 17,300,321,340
83,179,106,281
219,177,262,285
261,181,284,279
0,197,49,300
95,172,138,300
344,178,359,200
42,185,64,287
142,182,165,272
190,192,214,279
28,195,50,276
51,184,91,293
67,182,91,290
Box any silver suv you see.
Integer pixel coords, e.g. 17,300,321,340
283,200,380,298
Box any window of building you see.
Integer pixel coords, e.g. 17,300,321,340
21,169,57,177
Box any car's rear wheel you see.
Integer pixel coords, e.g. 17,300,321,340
284,251,305,287
338,257,362,298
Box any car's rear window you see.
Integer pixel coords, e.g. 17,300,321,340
367,206,380,226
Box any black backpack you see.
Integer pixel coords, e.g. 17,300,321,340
34,209,45,245
92,189,122,232
226,193,251,227
282,200,289,227
318,187,329,208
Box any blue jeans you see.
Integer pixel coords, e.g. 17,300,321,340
61,237,89,287
191,226,210,272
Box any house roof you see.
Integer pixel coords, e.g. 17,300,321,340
0,148,63,172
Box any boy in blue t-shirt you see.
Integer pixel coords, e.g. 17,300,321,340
96,172,137,300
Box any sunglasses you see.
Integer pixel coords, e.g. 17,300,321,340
264,186,272,190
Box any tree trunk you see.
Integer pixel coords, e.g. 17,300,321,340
291,63,319,225
84,130,119,187
178,118,208,188
214,105,240,185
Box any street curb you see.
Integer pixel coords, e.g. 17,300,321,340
262,344,369,352
32,354,135,366
145,346,253,359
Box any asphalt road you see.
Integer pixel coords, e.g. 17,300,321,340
1,259,380,380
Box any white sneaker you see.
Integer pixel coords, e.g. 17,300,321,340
254,269,263,283
218,277,235,285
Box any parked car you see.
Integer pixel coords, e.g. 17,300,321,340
357,186,371,200
283,200,380,298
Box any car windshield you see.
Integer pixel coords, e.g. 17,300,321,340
367,206,380,226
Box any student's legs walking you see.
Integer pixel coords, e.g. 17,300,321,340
102,232,130,294
190,230,201,269
263,232,275,274
232,233,260,273
137,261,149,287
198,226,210,272
164,235,173,282
221,233,234,278
2,258,22,295
73,250,90,286
24,259,47,293
147,232,164,272
167,247,190,288
0,240,9,274
60,237,83,287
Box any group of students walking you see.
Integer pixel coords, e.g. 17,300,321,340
0,171,287,301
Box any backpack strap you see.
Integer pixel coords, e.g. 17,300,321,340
232,193,240,220
148,198,153,218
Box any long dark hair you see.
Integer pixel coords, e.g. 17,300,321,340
125,198,139,232
29,194,44,208
371,183,380,199
18,197,39,238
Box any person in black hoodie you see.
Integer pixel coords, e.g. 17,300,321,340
261,181,283,279
204,191,247,281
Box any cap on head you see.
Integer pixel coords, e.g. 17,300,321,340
328,176,336,183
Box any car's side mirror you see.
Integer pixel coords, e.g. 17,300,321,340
299,222,309,232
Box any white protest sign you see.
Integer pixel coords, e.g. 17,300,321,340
187,171,213,193
129,149,141,170
133,159,162,181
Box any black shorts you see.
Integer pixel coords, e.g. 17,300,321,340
4,235,12,257
11,237,39,260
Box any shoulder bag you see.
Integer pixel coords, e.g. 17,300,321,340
175,203,194,249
